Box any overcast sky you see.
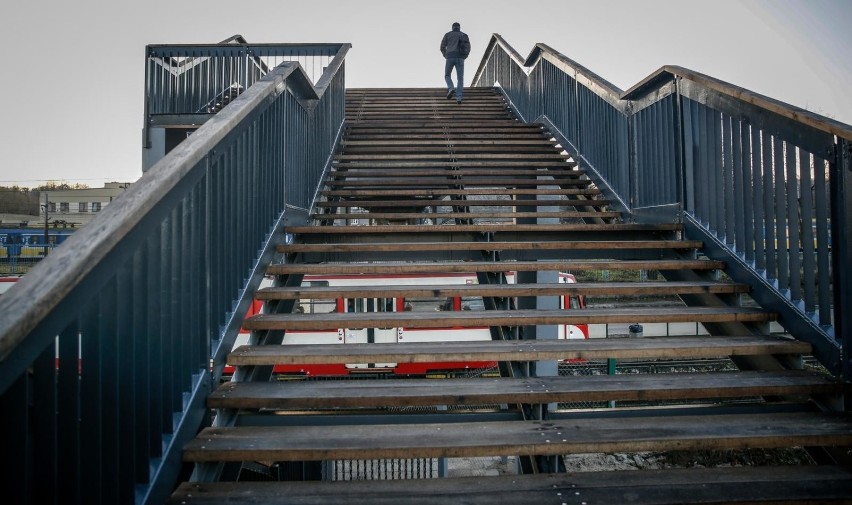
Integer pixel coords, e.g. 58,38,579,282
0,0,849,188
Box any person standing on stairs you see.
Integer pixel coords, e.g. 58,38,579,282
440,22,471,104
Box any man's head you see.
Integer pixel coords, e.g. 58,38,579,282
452,22,460,31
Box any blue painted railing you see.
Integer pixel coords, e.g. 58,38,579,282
473,34,852,379
0,41,349,504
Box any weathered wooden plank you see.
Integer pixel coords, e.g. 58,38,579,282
311,211,621,220
276,240,701,254
315,198,608,208
342,139,556,145
328,168,584,177
321,188,600,196
266,259,725,275
182,411,852,462
345,132,548,138
324,178,589,187
335,153,571,160
227,336,808,365
331,161,575,168
256,281,746,300
325,180,596,188
285,224,677,234
171,466,852,505
242,307,772,331
209,370,837,409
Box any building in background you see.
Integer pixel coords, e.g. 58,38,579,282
40,181,132,227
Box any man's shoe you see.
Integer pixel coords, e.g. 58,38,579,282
446,89,456,99
457,99,462,104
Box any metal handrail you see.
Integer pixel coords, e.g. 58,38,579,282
0,42,350,504
473,34,851,379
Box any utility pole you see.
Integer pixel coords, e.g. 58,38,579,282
43,192,49,257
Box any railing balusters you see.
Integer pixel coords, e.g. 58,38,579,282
473,33,848,374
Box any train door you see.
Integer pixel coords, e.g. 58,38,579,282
344,297,368,344
373,297,401,344
343,297,368,369
373,297,400,367
558,273,588,339
343,296,400,369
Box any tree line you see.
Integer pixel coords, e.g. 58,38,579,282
0,183,90,215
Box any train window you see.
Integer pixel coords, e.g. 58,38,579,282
92,202,102,212
461,296,483,311
567,296,582,309
377,297,395,329
78,202,88,213
60,202,69,213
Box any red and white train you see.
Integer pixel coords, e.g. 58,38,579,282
231,272,588,376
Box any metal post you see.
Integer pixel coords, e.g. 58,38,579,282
832,140,852,398
42,192,49,257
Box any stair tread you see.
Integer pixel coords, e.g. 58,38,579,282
171,466,852,505
321,188,598,196
244,307,773,330
311,211,621,220
324,178,589,186
285,223,679,233
316,196,609,208
276,240,701,253
267,259,726,275
182,411,852,462
228,335,806,365
209,370,837,409
256,281,747,300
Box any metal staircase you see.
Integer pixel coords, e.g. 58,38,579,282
171,88,852,503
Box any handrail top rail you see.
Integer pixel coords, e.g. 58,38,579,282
625,64,852,140
526,42,625,98
147,42,349,52
477,33,852,141
0,44,350,364
471,33,525,87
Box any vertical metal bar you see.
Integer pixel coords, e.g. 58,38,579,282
148,226,165,450
100,278,120,503
752,127,766,271
181,52,187,113
678,99,701,215
786,144,802,301
830,139,852,385
0,372,29,502
180,197,191,390
32,339,57,503
711,109,723,233
161,216,177,423
133,247,151,483
79,300,103,503
774,137,790,288
741,123,754,262
763,132,777,280
57,321,81,500
723,114,735,246
116,262,135,502
813,155,831,326
800,150,816,313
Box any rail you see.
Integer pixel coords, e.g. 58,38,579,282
473,34,851,379
144,36,343,147
0,41,350,504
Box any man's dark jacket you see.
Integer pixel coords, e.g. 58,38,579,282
441,27,471,59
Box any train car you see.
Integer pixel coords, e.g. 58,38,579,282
0,275,22,294
0,227,75,259
229,272,588,377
